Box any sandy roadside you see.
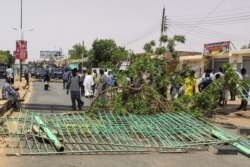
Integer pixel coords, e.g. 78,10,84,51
213,97,250,129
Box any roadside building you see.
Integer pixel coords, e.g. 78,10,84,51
161,51,202,76
176,42,250,75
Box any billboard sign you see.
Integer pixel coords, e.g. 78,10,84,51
40,51,61,59
16,40,27,61
204,41,230,55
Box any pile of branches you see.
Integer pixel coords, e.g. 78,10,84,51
88,56,248,117
90,84,170,115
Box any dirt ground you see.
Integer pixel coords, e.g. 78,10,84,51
212,97,250,131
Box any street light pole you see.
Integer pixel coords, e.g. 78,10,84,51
82,40,84,73
19,0,23,82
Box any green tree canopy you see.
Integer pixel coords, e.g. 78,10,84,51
92,39,117,64
144,35,186,59
92,39,128,67
0,54,9,64
0,50,15,64
68,43,87,59
143,40,156,53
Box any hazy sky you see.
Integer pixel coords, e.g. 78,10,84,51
1,0,250,61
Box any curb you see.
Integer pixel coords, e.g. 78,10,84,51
0,84,31,118
0,100,11,117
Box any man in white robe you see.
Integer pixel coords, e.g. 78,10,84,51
83,71,94,98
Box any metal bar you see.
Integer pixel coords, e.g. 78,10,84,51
33,115,64,152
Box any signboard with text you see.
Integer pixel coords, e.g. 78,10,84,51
16,40,27,61
40,51,61,59
204,41,230,55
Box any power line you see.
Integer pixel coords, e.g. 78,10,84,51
173,14,250,23
171,25,242,43
184,0,225,36
118,21,161,44
168,29,200,52
121,24,161,46
171,17,250,26
170,21,250,41
169,5,250,18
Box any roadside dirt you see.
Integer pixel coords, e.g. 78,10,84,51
213,98,250,130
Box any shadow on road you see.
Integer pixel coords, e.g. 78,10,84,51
23,103,88,113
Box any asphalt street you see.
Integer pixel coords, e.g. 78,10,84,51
23,81,92,113
0,151,249,167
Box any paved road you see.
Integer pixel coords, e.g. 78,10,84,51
23,81,92,113
0,151,249,167
3,81,249,167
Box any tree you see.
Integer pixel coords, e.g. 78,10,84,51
0,54,8,64
0,50,15,64
144,35,186,59
111,47,129,65
143,40,155,53
92,39,128,67
68,43,87,59
92,39,117,65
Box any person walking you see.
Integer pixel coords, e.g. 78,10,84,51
44,70,50,90
80,70,86,96
62,68,70,89
237,68,250,111
23,69,29,89
6,65,14,85
83,71,94,98
92,70,97,95
198,70,213,92
184,70,196,96
66,68,84,111
97,69,108,104
107,71,116,97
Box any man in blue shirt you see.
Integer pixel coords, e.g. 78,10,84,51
2,78,20,110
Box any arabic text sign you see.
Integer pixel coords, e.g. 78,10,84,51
204,41,230,54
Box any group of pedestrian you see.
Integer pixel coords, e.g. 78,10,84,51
198,67,250,110
170,67,249,111
64,68,114,111
62,65,249,112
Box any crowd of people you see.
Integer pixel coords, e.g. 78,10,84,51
63,68,119,111
1,64,249,112
170,67,250,111
63,66,250,112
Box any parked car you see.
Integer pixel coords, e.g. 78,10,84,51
51,68,63,79
30,68,36,77
35,68,46,79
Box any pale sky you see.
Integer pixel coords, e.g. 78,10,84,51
1,0,250,61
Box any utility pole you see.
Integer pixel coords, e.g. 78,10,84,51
82,40,84,73
160,7,167,46
20,0,23,82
